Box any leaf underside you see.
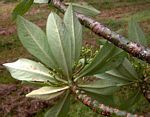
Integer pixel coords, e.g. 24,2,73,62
3,58,56,83
26,86,69,100
17,16,57,69
46,12,72,79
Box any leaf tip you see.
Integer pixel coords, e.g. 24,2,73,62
26,93,31,97
2,63,10,68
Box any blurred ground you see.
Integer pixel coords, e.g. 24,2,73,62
0,0,150,117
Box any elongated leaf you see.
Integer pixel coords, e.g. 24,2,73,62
95,58,139,82
118,58,139,80
34,0,48,3
128,17,147,46
95,70,131,83
64,5,82,63
66,3,100,17
3,59,55,82
85,91,114,106
46,12,72,79
17,16,57,69
26,86,69,100
45,90,70,117
79,80,125,95
12,0,33,20
78,42,125,78
113,89,142,110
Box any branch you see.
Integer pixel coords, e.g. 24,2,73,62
140,78,150,103
50,0,150,64
71,85,144,117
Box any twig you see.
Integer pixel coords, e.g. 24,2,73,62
50,0,150,64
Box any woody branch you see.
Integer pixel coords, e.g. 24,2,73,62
71,85,144,117
50,0,150,64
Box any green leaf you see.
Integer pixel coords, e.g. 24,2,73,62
78,42,125,78
34,0,48,3
118,58,139,80
17,16,57,69
64,5,82,63
12,0,33,20
66,3,100,17
45,90,70,117
113,89,142,110
95,58,139,82
95,70,130,83
79,80,125,95
26,86,69,100
85,91,114,106
46,12,72,80
3,59,55,83
128,17,147,46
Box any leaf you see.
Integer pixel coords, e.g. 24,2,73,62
128,17,147,46
95,70,130,83
12,0,33,20
26,86,69,100
34,0,48,3
118,58,139,80
66,3,100,17
78,42,125,78
3,58,55,83
79,80,125,95
45,90,70,117
85,91,114,106
95,58,139,82
46,12,72,80
64,5,82,63
113,89,142,110
17,16,57,69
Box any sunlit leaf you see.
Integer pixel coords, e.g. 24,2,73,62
3,59,55,83
12,0,33,20
46,12,72,80
45,90,70,117
128,17,147,46
34,0,48,3
79,80,125,95
78,42,125,78
26,86,69,100
64,5,82,63
17,16,57,69
66,3,100,17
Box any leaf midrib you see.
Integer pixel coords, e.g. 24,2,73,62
52,14,69,77
30,86,68,95
8,65,51,77
71,9,76,60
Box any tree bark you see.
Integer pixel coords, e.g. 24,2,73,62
140,78,150,103
71,85,144,117
50,0,150,64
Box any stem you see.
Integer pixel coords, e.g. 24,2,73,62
71,85,144,117
50,0,150,64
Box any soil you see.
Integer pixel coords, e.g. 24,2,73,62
0,84,53,117
100,3,150,19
